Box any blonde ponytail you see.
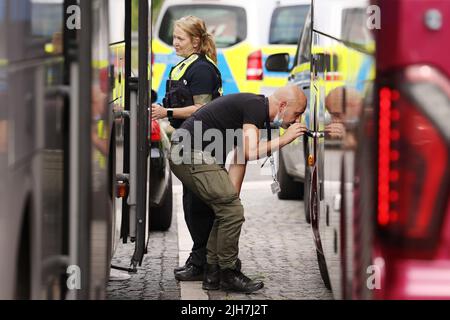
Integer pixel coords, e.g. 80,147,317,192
201,32,217,63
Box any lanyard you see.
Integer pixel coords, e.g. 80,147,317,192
264,98,281,194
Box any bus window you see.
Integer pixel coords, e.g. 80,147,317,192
31,0,63,37
298,10,312,65
30,0,64,55
341,8,371,47
0,0,6,61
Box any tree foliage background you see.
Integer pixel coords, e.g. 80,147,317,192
132,0,164,31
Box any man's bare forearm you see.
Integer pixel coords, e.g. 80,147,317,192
228,148,247,195
247,135,290,161
228,163,246,195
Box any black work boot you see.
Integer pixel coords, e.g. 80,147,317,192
220,268,264,293
174,263,204,281
235,258,242,272
174,255,193,273
202,258,243,290
202,264,220,290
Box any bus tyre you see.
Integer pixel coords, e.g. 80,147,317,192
149,175,173,231
277,150,304,200
316,249,331,290
304,169,311,224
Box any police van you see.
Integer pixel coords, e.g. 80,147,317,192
152,0,310,102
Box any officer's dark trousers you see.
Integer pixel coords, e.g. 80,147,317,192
182,185,215,267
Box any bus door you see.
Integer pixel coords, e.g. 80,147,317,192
66,0,112,299
129,0,151,269
109,0,151,270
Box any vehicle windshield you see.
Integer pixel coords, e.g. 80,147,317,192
159,5,247,49
341,8,373,48
269,5,309,45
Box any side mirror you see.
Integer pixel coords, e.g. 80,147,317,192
265,53,290,72
151,89,158,103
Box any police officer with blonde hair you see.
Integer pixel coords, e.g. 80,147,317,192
152,16,223,281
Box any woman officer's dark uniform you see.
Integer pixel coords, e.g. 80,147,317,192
164,52,222,281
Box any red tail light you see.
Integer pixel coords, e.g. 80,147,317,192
325,72,342,81
377,66,450,248
150,119,161,142
247,50,263,81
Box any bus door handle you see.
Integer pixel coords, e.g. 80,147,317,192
305,130,324,138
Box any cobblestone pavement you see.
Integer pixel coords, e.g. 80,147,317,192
206,178,333,300
106,210,180,300
106,166,333,300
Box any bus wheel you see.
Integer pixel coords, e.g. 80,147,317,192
316,249,331,290
15,205,31,299
304,168,311,224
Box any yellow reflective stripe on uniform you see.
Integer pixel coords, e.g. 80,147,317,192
96,120,107,169
204,55,223,96
169,54,219,80
169,54,223,95
97,120,104,138
170,54,199,80
92,59,109,69
205,55,219,69
95,150,106,169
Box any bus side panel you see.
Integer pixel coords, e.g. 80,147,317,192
0,0,68,299
88,0,113,298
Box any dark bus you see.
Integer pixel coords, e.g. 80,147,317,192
306,0,450,299
0,0,157,299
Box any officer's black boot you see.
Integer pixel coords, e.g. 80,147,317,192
202,264,220,290
174,263,204,281
174,255,193,273
220,267,264,293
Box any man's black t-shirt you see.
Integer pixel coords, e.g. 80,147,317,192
173,93,268,163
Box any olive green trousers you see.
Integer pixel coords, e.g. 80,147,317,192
169,145,244,270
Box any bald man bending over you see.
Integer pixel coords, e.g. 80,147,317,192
169,85,307,293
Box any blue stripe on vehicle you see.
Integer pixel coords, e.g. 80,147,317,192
217,52,239,95
356,56,373,92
